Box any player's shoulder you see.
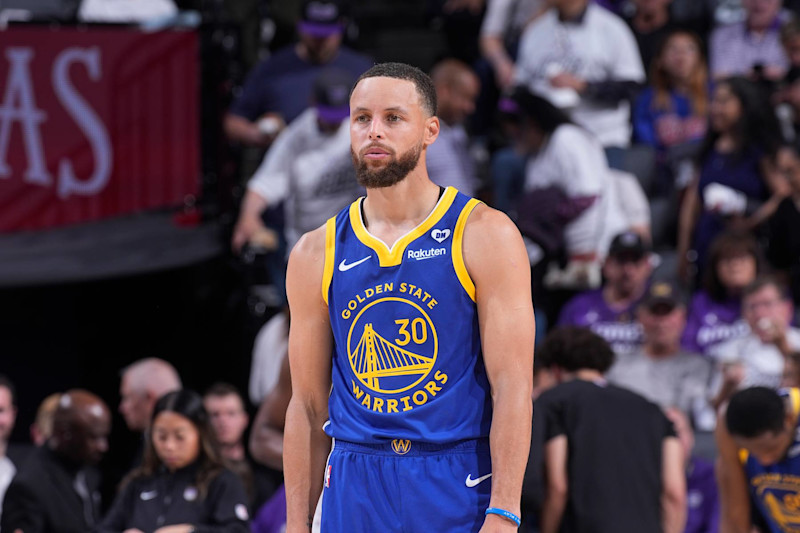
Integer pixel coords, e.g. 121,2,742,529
462,201,521,241
289,223,328,267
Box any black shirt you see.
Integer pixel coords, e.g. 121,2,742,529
531,379,675,533
767,197,800,306
97,463,249,533
2,446,102,533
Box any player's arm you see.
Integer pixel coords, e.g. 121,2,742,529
661,436,687,533
249,353,292,470
715,404,752,533
540,435,568,533
283,226,334,533
464,204,535,531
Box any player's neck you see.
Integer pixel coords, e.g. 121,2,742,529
362,171,441,230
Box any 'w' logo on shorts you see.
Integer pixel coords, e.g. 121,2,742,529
391,439,411,455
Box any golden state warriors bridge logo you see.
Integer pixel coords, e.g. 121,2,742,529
345,292,449,413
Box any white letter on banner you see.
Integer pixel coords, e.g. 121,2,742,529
53,47,112,198
0,47,52,185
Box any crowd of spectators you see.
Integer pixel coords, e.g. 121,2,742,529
6,0,800,530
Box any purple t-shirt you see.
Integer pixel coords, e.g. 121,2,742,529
685,457,720,533
252,484,286,533
682,290,749,355
558,289,644,355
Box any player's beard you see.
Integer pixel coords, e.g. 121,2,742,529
351,142,423,189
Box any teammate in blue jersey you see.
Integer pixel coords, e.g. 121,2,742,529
283,62,535,532
716,386,800,533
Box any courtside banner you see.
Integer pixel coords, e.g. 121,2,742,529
0,27,199,232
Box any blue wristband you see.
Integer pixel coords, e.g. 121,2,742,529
485,507,521,527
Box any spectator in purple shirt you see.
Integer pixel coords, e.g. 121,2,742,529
677,77,787,281
709,0,789,81
682,230,763,355
558,231,653,356
665,408,720,533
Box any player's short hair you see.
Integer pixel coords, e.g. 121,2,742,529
538,326,616,373
726,387,786,438
352,62,437,117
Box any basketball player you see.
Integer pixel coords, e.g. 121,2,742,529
716,386,800,533
283,62,535,532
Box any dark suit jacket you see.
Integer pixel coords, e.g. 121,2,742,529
1,446,100,533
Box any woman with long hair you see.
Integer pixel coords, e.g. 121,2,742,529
98,390,250,533
633,30,709,192
677,76,789,282
682,230,763,355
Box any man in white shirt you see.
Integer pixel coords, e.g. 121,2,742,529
514,0,645,147
231,68,363,253
711,276,800,407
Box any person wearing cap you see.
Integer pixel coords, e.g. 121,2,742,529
425,59,482,196
558,230,654,356
606,281,715,429
231,67,364,255
709,276,800,408
224,0,372,148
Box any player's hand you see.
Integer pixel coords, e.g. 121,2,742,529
478,512,520,532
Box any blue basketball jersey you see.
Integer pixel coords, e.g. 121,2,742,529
742,388,800,532
321,187,492,443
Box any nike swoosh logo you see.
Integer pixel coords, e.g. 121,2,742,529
338,256,371,272
465,473,492,488
140,490,158,501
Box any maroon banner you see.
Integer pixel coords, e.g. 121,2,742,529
0,27,199,232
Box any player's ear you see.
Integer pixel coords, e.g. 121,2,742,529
423,116,440,147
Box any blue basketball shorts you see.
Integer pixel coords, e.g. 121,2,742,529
320,438,492,532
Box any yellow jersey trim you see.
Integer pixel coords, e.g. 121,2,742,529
452,198,481,302
348,187,458,267
739,448,749,465
322,217,336,305
791,388,800,421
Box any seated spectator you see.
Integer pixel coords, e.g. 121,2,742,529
77,0,178,23
709,0,789,81
426,59,481,196
677,77,787,281
664,408,720,533
608,281,714,429
682,231,762,355
98,390,249,533
777,67,800,147
767,145,800,307
223,0,372,148
530,327,686,533
231,68,362,254
710,276,800,407
623,0,680,72
513,0,645,149
204,383,273,508
0,375,17,520
119,358,182,435
715,386,800,532
30,393,61,447
506,87,628,280
781,17,800,69
633,30,709,193
2,390,111,533
558,232,653,356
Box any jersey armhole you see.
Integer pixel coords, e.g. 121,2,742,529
321,217,336,305
452,198,482,302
